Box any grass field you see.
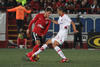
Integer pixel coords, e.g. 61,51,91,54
0,48,100,67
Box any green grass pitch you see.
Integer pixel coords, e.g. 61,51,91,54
0,48,100,67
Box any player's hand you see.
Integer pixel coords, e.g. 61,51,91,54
74,30,78,33
27,29,30,37
27,29,30,35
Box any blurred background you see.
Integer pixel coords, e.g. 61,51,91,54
0,0,100,49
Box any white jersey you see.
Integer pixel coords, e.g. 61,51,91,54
52,14,72,44
58,14,72,31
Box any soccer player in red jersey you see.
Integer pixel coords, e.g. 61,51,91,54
26,7,53,62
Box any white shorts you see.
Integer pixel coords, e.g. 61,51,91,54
51,29,68,45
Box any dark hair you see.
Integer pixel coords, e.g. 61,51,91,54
57,6,66,12
45,7,53,13
18,2,22,6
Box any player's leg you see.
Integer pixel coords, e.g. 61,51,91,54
52,40,69,63
74,33,77,48
21,20,24,30
17,38,20,47
26,33,41,58
26,41,40,57
23,39,27,49
32,40,40,53
32,36,46,55
33,39,52,56
78,33,83,48
32,34,45,53
16,20,20,33
26,40,41,62
30,39,52,62
52,41,66,59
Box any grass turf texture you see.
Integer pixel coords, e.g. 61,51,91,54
0,49,100,67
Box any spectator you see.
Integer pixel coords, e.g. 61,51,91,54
17,28,27,49
56,0,65,7
47,0,52,7
88,0,93,5
44,0,47,9
79,0,88,14
73,0,80,13
90,0,99,14
7,0,17,7
74,14,83,48
30,0,40,12
65,0,73,13
7,3,31,33
0,0,7,11
52,0,57,13
39,0,44,10
0,0,3,7
0,0,99,14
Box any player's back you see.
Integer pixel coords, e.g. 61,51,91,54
16,6,26,20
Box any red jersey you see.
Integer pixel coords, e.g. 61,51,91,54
28,13,51,36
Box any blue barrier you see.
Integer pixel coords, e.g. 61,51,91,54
48,17,100,34
96,19,100,32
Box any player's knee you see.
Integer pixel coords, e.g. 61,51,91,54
52,41,59,48
46,39,51,45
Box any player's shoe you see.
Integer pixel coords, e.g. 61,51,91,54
24,51,34,61
32,54,40,62
30,57,36,62
60,58,69,63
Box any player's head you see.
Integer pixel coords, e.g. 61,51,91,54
45,7,53,18
57,7,66,16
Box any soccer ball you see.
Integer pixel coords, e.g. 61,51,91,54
34,55,40,61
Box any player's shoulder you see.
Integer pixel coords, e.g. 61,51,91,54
63,14,71,20
63,14,69,18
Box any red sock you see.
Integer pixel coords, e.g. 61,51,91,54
27,51,33,57
27,45,39,58
32,44,39,53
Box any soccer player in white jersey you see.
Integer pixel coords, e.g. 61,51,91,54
32,7,78,63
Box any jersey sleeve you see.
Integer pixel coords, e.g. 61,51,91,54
7,7,17,12
28,14,39,30
24,7,31,13
66,15,72,23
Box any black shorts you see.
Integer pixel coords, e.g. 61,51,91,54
32,32,46,45
16,20,24,33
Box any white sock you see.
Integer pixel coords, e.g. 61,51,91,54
54,46,66,59
34,44,47,55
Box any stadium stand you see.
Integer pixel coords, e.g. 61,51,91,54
0,0,99,14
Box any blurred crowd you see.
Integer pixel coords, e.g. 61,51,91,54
0,0,100,14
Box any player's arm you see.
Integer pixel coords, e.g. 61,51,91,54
27,14,39,34
51,20,58,24
24,8,31,13
71,21,78,33
7,7,17,12
43,21,51,35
